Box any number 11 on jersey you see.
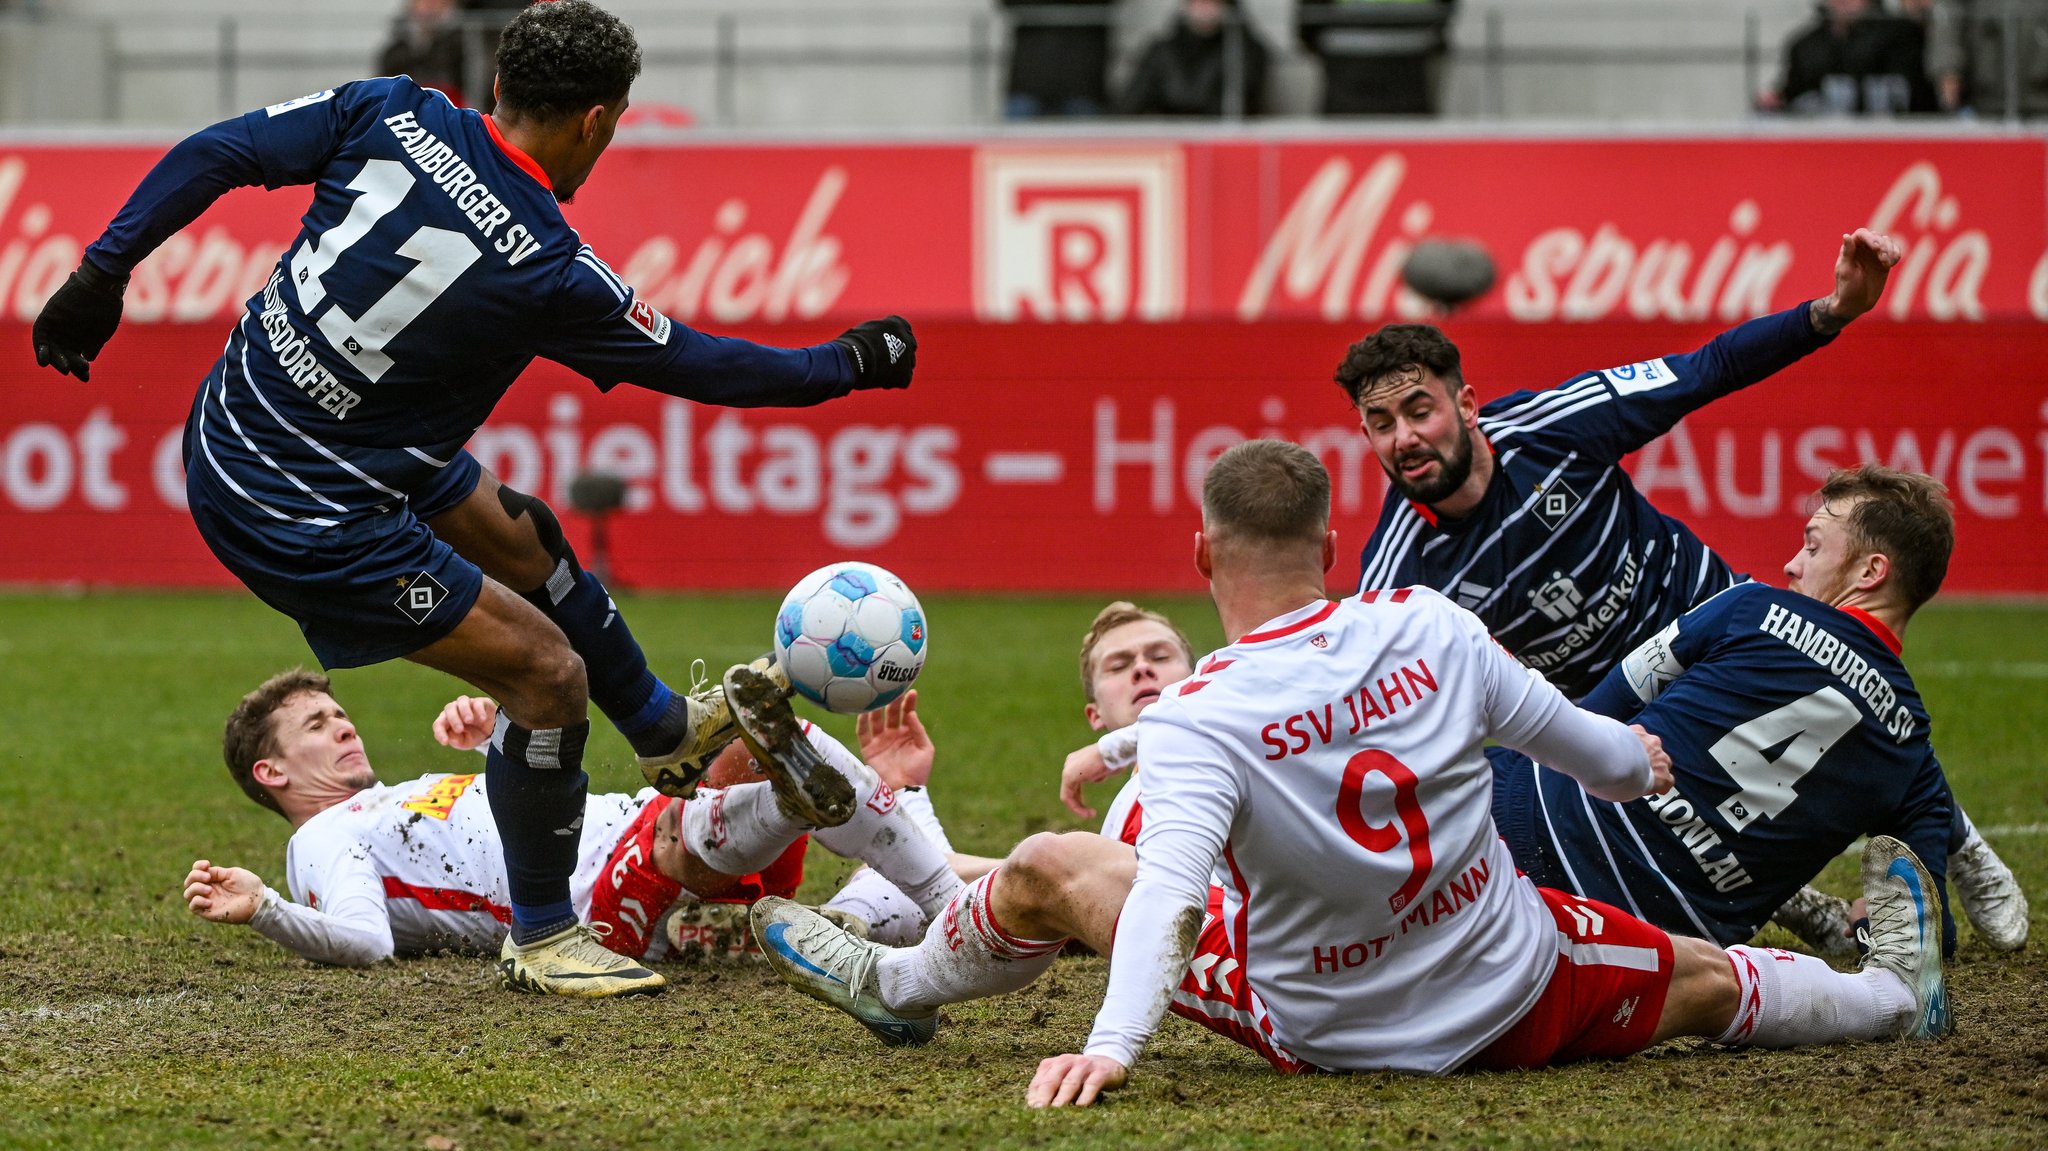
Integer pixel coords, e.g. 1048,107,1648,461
288,159,481,383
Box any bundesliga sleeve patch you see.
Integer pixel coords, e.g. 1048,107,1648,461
625,298,672,345
1602,357,1678,394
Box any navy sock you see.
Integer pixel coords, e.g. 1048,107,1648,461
523,561,673,752
484,716,591,945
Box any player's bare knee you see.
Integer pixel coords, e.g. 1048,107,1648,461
1002,832,1105,920
505,645,587,726
1653,935,1741,1042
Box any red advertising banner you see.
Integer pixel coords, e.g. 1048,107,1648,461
3,319,2044,594
1,133,2045,327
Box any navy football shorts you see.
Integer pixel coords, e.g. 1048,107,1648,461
186,453,486,670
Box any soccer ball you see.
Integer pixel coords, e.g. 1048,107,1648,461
772,561,927,714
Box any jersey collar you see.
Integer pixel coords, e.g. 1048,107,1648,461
483,114,553,191
1839,605,1903,655
1238,599,1339,644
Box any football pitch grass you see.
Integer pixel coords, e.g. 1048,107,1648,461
0,591,2042,1151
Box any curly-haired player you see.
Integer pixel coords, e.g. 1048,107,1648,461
33,0,920,997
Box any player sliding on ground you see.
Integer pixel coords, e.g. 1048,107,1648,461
1341,227,2026,953
35,0,918,998
1058,470,1962,961
184,672,960,985
746,440,1951,1098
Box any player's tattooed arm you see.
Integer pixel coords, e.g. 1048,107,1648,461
1809,229,1904,335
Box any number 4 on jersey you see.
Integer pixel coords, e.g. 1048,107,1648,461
1708,686,1861,832
288,159,481,383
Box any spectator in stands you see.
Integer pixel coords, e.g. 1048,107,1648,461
379,0,471,107
1761,0,1937,115
1117,0,1271,117
1296,0,1456,116
1001,1,1117,119
1930,0,2048,117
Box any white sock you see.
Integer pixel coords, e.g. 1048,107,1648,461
824,867,929,945
876,869,1065,1013
808,773,963,918
1717,945,1912,1048
893,787,954,854
681,783,802,876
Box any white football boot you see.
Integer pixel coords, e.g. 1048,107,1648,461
1858,836,1952,1039
750,896,936,1046
1948,825,2029,951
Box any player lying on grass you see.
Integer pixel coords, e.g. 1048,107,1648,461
1338,230,2024,951
35,0,919,997
1058,471,1957,959
183,671,961,988
1490,463,1961,955
747,440,1952,1097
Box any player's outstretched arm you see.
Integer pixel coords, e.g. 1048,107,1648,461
1026,1053,1130,1108
184,860,266,925
855,689,933,789
433,695,499,750
1809,228,1904,334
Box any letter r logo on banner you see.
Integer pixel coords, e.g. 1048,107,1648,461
973,148,1185,322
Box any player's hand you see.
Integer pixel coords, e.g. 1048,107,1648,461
1630,724,1673,796
857,690,933,790
1815,229,1903,331
184,860,265,925
1026,1053,1129,1108
833,315,916,390
31,261,127,381
1059,744,1112,820
433,695,498,750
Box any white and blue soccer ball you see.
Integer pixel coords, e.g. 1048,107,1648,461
773,561,927,714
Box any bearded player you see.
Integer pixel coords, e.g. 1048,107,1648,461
747,441,1950,1100
1342,228,2024,951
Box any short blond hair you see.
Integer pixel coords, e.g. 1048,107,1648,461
1078,602,1194,704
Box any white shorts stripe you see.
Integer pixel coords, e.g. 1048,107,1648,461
1563,939,1664,973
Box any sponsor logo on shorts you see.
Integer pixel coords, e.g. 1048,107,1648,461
395,570,450,624
1611,996,1639,1027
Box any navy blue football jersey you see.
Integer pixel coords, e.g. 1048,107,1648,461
86,78,850,528
1357,306,1835,699
1492,582,1954,946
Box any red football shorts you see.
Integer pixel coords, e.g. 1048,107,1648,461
586,795,810,959
1465,887,1674,1071
1165,886,1310,1074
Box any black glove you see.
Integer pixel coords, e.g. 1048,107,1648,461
32,261,128,382
832,315,916,391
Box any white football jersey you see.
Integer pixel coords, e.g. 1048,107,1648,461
284,772,645,957
1085,590,1651,1073
1099,773,1143,844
